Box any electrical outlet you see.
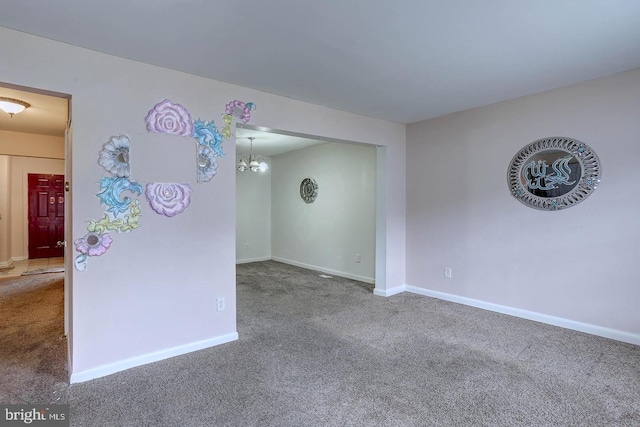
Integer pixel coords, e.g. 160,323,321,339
217,297,225,311
444,267,452,279
355,254,361,263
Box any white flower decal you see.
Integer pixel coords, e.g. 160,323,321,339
98,135,131,177
196,145,218,183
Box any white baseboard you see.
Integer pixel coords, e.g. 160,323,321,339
271,256,374,284
374,284,406,297
0,257,25,268
69,332,239,384
405,285,640,346
236,256,271,264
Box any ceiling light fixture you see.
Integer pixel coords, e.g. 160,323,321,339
0,97,31,118
237,137,268,172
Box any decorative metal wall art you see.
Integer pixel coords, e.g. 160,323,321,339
300,178,319,203
508,137,601,211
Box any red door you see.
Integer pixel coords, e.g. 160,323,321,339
28,174,65,259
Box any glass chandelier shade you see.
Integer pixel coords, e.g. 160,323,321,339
237,137,268,172
0,97,30,117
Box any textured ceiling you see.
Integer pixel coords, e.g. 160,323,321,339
2,0,639,126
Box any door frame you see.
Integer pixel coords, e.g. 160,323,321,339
234,123,387,291
0,81,73,375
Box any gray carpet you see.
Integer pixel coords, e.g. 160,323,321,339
5,261,640,426
0,272,67,404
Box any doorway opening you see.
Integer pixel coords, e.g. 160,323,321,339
235,124,386,291
0,82,72,378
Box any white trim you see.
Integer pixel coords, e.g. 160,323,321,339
271,256,374,284
374,284,406,297
236,256,271,264
0,256,26,268
405,285,640,346
375,146,388,293
69,332,238,384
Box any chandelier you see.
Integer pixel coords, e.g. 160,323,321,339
237,137,268,172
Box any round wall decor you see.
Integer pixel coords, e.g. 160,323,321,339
300,177,319,203
507,137,601,211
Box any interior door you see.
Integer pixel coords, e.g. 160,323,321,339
28,174,65,259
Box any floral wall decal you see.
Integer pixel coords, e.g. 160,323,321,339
145,183,192,217
196,144,218,183
221,114,233,140
87,200,141,233
144,98,256,183
97,176,144,215
193,119,224,157
225,100,255,124
76,97,258,270
76,135,145,271
98,134,131,177
145,99,194,137
73,231,113,271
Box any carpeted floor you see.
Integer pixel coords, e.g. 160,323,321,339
0,272,67,404
4,261,640,426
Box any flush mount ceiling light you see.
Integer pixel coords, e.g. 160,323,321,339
0,97,31,118
237,137,268,172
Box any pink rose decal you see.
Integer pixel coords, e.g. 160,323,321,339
145,182,192,217
145,99,194,136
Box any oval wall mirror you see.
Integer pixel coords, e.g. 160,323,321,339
507,137,601,211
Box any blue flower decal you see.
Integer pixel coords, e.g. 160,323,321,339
97,176,143,215
193,119,224,158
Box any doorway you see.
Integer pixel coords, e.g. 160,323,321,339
235,125,382,288
0,82,71,377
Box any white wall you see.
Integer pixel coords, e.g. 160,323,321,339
0,130,65,265
271,142,376,283
236,156,271,263
9,156,65,260
0,26,406,381
0,129,64,159
406,68,640,343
